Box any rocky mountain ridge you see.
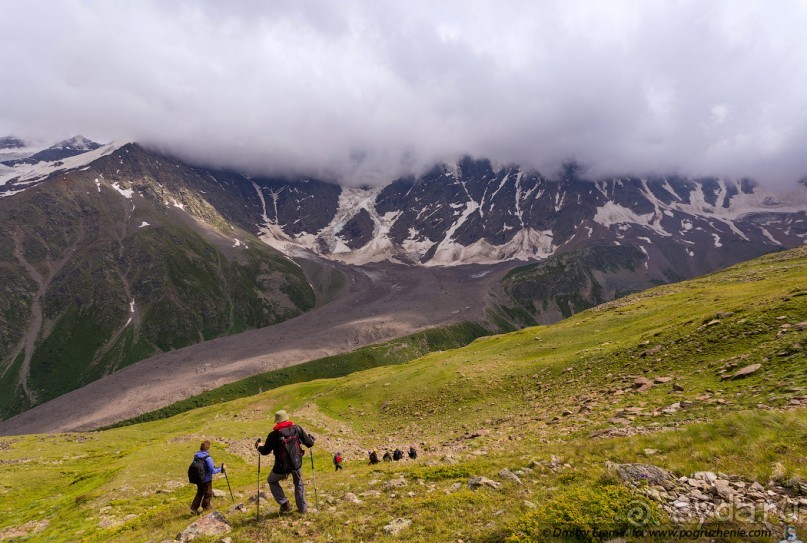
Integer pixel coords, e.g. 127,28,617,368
254,159,807,269
1,135,101,167
2,139,805,270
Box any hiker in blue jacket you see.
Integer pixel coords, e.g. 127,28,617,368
191,440,226,514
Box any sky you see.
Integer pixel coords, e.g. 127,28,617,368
1,0,806,185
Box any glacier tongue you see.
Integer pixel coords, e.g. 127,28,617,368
428,228,554,266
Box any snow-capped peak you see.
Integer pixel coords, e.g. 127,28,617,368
52,135,100,151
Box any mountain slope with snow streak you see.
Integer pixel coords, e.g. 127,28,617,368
255,159,807,268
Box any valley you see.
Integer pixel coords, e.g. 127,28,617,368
0,258,512,434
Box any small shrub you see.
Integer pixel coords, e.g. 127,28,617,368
594,471,620,487
557,471,581,484
506,485,663,542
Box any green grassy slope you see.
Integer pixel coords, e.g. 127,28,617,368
0,247,805,543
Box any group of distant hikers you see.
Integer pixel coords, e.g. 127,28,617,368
188,409,418,517
188,409,315,515
367,446,417,464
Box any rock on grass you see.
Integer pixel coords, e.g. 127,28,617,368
382,518,412,535
177,511,231,543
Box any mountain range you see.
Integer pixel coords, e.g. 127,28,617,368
0,136,805,421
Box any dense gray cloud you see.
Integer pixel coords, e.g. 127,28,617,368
1,0,806,185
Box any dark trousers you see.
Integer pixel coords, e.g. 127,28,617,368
191,481,213,511
334,463,343,471
267,469,307,512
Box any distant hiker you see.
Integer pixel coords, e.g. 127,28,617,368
383,451,392,462
408,446,417,460
255,409,315,514
188,440,226,515
369,450,379,464
333,452,343,471
393,448,403,461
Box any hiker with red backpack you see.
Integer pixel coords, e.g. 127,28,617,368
255,410,315,514
333,452,344,471
188,440,226,515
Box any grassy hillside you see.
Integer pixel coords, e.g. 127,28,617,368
104,321,490,428
0,247,805,543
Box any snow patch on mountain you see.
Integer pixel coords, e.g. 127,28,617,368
594,201,670,237
111,181,134,199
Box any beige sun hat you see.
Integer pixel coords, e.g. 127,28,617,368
274,409,289,423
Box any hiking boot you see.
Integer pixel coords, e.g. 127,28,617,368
190,507,200,516
279,501,292,514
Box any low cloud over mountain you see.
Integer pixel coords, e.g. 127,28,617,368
1,1,806,185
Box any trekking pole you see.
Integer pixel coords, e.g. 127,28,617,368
309,449,319,513
256,449,261,521
223,468,235,503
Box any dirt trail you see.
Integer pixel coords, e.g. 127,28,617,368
0,259,516,435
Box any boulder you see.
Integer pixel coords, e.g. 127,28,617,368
227,503,247,514
386,478,407,489
468,477,502,490
654,376,673,384
341,492,362,504
248,491,271,506
634,377,653,391
713,480,734,501
177,511,231,543
672,382,685,392
498,468,523,485
693,471,717,483
382,518,412,535
640,345,662,357
608,462,679,491
731,364,761,379
212,489,226,498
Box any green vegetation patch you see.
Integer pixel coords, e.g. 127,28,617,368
103,321,489,428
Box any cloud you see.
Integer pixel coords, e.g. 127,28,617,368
1,0,806,185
